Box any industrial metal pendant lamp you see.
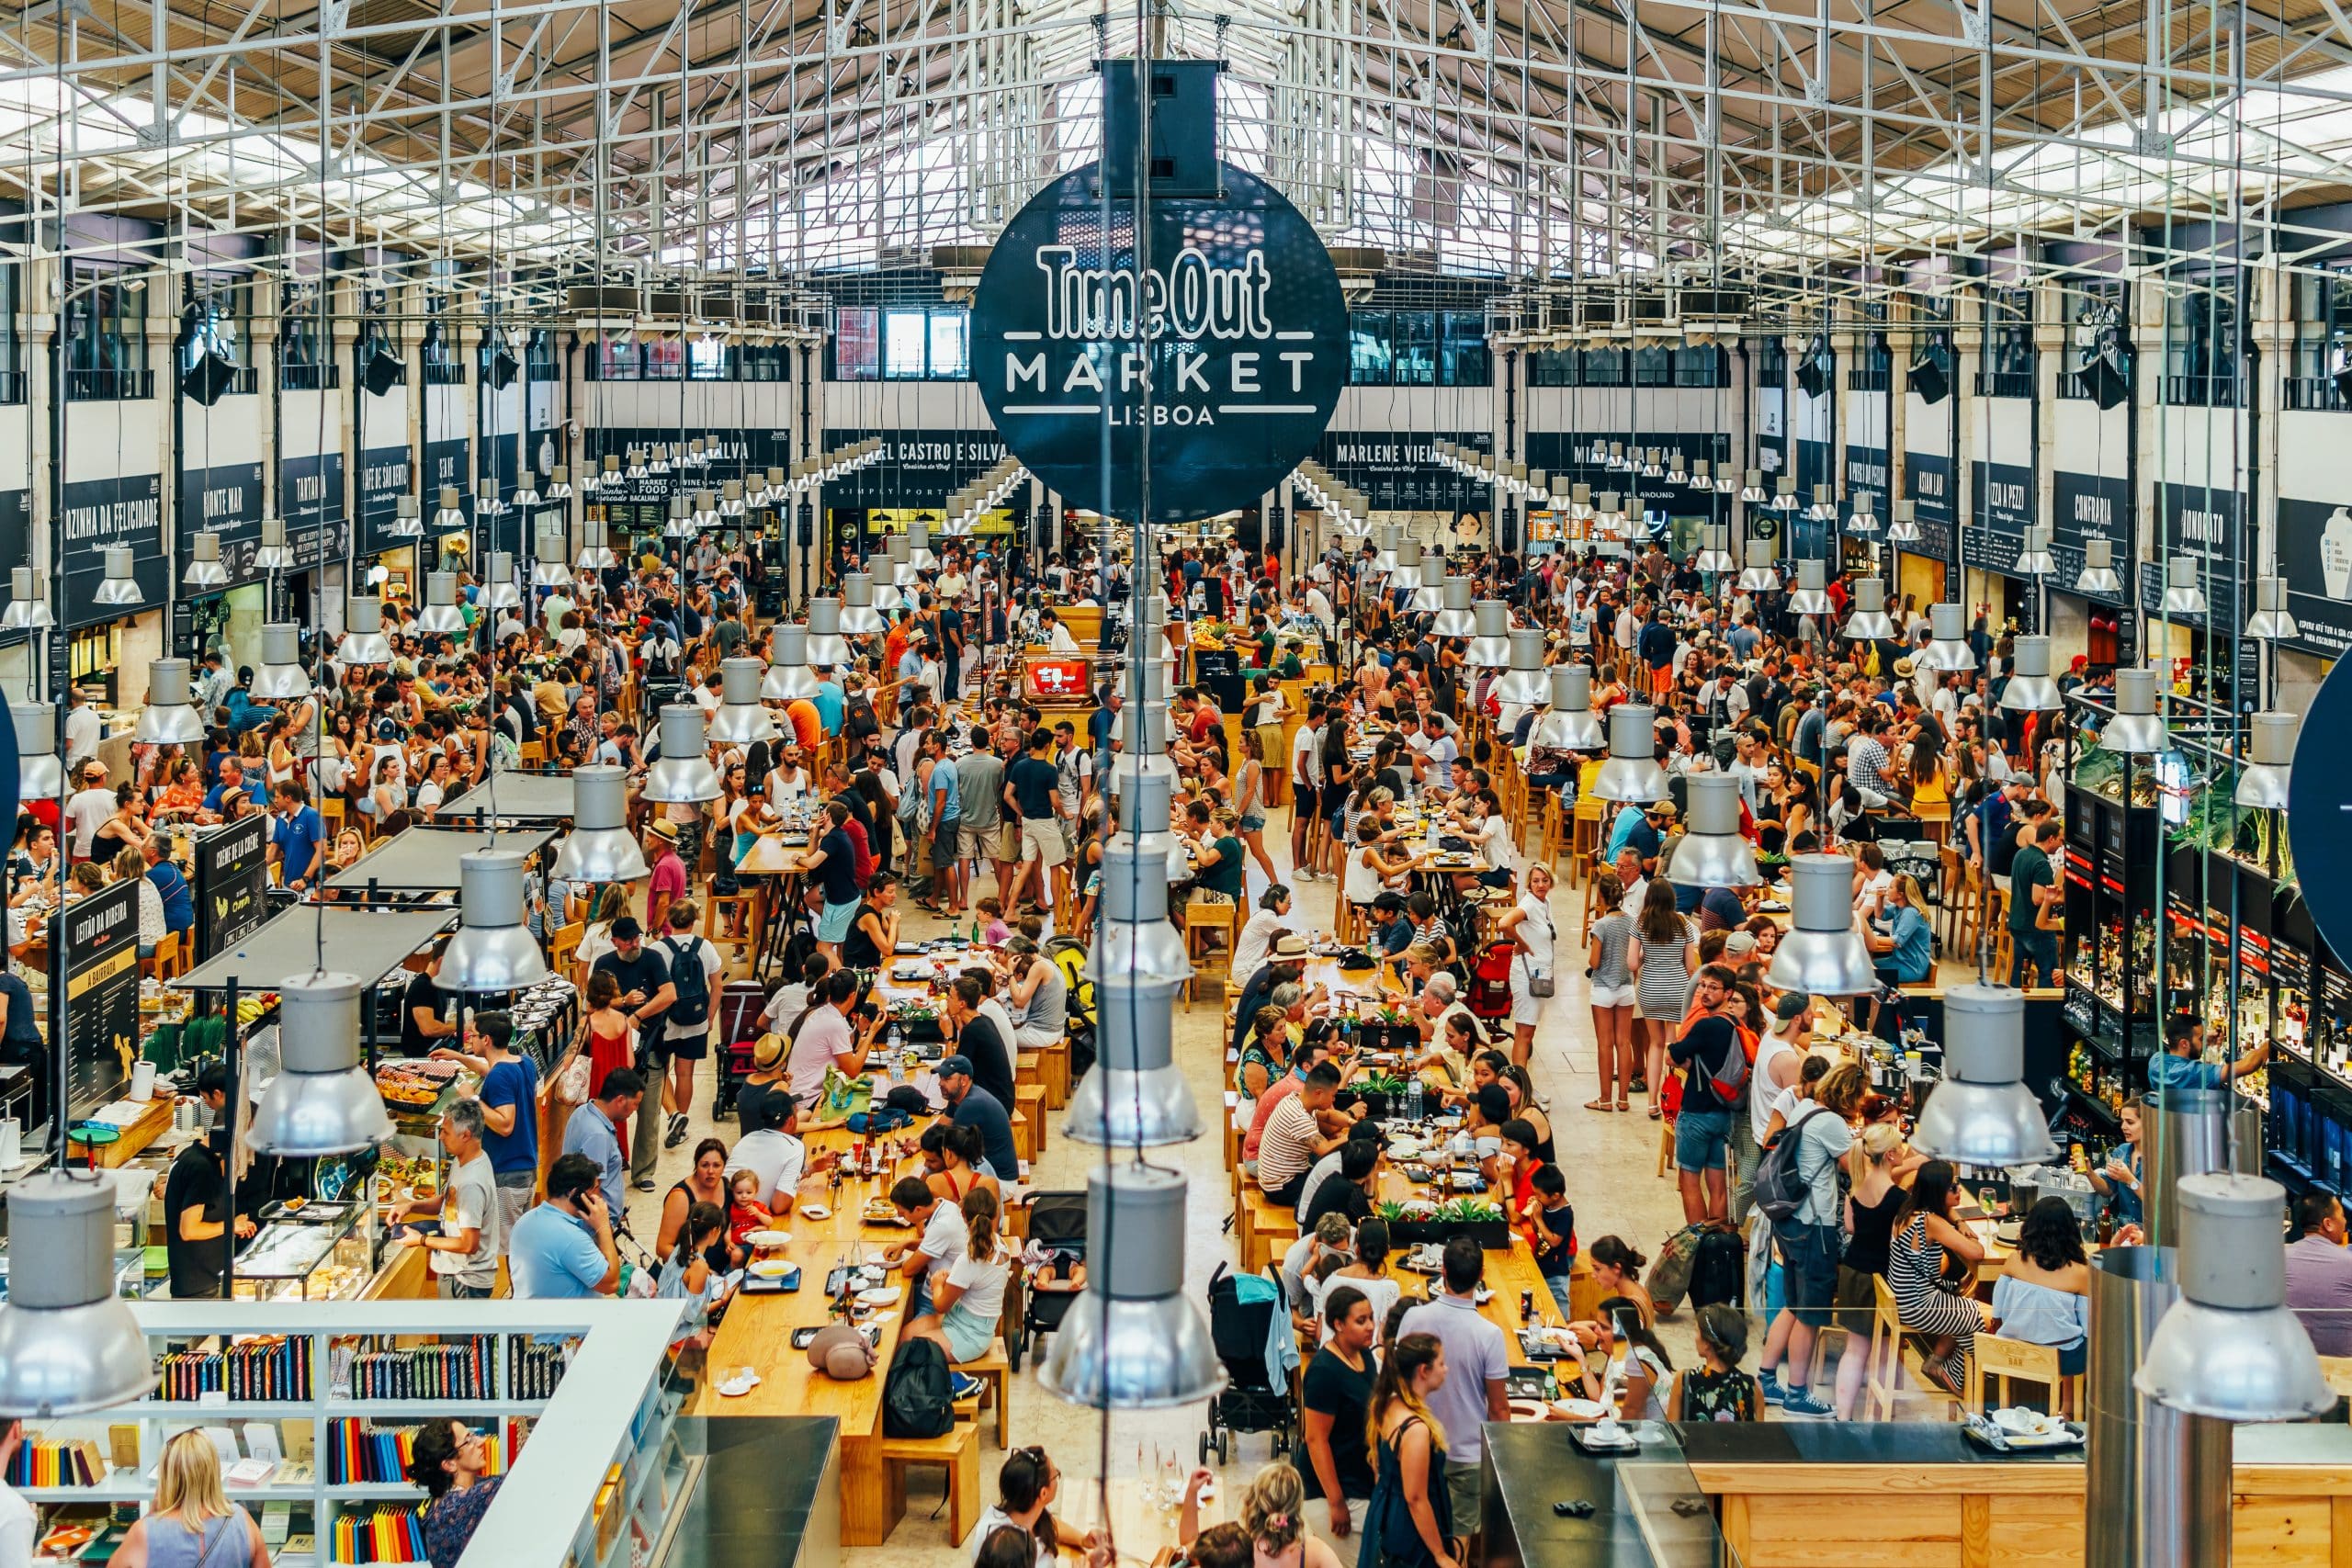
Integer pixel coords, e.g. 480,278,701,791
805,598,850,668
1465,601,1512,671
1591,705,1671,804
640,705,726,804
0,1176,160,1416
437,852,554,992
388,495,423,539
338,598,393,667
551,766,651,884
838,573,886,636
1,569,52,630
254,516,296,573
1907,984,2059,1167
1843,578,1897,640
1785,559,1834,617
2136,1173,2335,1422
1999,636,2062,712
134,659,209,744
183,531,231,588
246,974,397,1156
1085,841,1193,987
1429,576,1477,637
1533,664,1605,751
431,487,466,533
1036,1164,1226,1409
1735,541,1781,593
14,705,60,802
2233,712,2297,810
575,517,618,571
481,552,523,611
1666,773,1760,888
1065,973,1202,1148
1846,491,1881,535
1491,627,1550,707
2075,536,2124,595
1919,603,1977,671
2103,667,2169,754
1883,500,1922,544
417,571,468,635
250,625,312,702
2014,525,2057,577
708,657,780,745
92,547,142,607
534,527,573,590
2161,556,2208,616
2245,576,2299,641
1693,525,1735,573
1765,854,1880,997
762,624,820,702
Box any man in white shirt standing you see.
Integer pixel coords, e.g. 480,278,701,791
390,1099,503,1299
62,688,102,773
1289,705,1326,882
62,761,116,863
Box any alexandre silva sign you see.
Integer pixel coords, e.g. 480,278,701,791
971,165,1348,525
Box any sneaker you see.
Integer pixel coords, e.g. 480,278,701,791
1757,1371,1786,1407
950,1372,985,1400
1780,1389,1836,1418
632,1175,659,1192
664,1112,689,1148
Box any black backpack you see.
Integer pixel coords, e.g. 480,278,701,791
1689,1226,1746,1312
881,1337,956,1438
661,936,711,1030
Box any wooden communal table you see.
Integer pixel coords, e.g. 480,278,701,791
690,1122,940,1545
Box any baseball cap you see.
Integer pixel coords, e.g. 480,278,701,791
611,915,643,942
1773,992,1812,1023
1724,930,1758,957
937,1055,974,1079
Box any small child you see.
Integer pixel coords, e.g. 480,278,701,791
974,897,1011,948
725,1168,775,1258
1668,1303,1761,1422
1528,1164,1577,1319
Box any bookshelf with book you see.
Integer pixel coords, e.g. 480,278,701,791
12,1302,687,1568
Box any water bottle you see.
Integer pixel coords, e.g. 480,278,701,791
888,1022,903,1056
1407,1077,1426,1122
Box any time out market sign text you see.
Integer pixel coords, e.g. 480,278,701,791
972,164,1347,525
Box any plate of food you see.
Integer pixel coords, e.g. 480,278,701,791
747,1258,796,1280
862,1200,910,1226
797,1203,832,1221
744,1229,793,1248
857,1285,903,1306
1506,1399,1552,1423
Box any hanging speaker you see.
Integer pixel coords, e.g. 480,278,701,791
1794,336,1831,399
489,346,520,389
361,342,404,396
181,349,238,407
2079,346,2131,411
1907,349,1951,405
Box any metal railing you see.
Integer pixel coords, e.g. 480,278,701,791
280,362,341,390
65,367,155,400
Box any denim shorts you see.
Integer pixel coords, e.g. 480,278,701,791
1674,1107,1732,1173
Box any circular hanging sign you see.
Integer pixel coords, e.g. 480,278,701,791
971,163,1348,525
2290,661,2352,962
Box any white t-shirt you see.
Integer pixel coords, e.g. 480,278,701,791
1233,909,1287,980
944,1246,1010,1325
968,1507,1052,1568
1290,723,1324,788
433,1152,502,1286
1344,844,1385,906
762,982,810,1035
1307,1270,1400,1344
1477,813,1519,874
0,1472,32,1568
724,1129,806,1208
916,1198,967,1280
788,1005,855,1102
63,789,115,859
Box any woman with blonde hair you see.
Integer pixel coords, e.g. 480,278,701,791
112,1429,270,1568
1584,871,1638,1112
1239,1462,1344,1568
1366,1332,1456,1568
572,883,634,980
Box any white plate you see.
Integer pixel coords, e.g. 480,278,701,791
1553,1397,1609,1420
863,1251,891,1269
858,1285,903,1306
797,1203,831,1220
1994,1407,2058,1438
747,1259,795,1279
745,1229,793,1247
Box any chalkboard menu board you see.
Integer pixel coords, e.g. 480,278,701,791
60,877,141,1118
194,816,270,960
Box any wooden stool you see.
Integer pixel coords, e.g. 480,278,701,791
552,919,586,982
954,1340,1013,1449
1868,1274,1942,1420
876,1423,981,1544
1987,888,2014,979
1182,900,1239,1005
704,891,756,959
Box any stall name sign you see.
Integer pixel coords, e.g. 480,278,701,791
973,165,1347,525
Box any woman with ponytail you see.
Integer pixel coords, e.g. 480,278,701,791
972,1445,1102,1568
910,1185,1009,1363
1239,1462,1343,1568
1365,1332,1457,1568
404,1420,502,1568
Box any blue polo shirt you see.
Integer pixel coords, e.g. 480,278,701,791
275,806,325,887
204,776,267,813
2147,1053,2228,1096
812,680,845,735
507,1203,607,1299
562,1101,627,1217
147,862,194,933
478,1056,540,1178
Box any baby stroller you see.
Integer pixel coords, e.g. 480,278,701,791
1008,1190,1088,1373
1465,940,1517,1021
1200,1263,1299,1464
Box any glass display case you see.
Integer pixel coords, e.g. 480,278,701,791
231,1201,378,1303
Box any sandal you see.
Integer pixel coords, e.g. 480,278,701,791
1614,1100,1631,1112
1582,1099,1612,1112
1645,1105,1663,1121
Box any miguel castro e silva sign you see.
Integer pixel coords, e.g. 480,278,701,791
971,163,1348,525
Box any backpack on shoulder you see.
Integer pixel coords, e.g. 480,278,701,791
1752,1107,1832,1224
661,935,712,1031
881,1337,956,1438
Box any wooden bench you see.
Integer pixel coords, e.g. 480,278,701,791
876,1421,981,1544
955,1340,1013,1449
1237,1187,1289,1275
1014,1085,1046,1158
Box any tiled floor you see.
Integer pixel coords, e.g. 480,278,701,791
624,820,1736,1568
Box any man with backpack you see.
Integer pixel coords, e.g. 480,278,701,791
1666,964,1746,1227
657,900,723,1150
1750,1065,1861,1419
